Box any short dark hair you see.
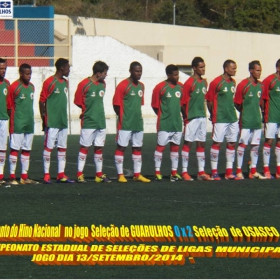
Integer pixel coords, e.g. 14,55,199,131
0,58,7,64
93,61,109,74
276,59,280,68
129,61,142,71
223,59,236,70
55,58,69,71
166,64,178,75
19,63,31,73
249,60,261,70
192,57,204,68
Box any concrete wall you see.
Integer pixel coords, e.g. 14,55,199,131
56,15,280,84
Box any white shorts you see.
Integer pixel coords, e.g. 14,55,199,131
157,131,182,146
212,122,239,143
116,130,143,147
80,128,106,147
0,120,9,150
10,133,34,151
239,128,262,145
264,123,280,139
184,117,207,142
44,128,68,149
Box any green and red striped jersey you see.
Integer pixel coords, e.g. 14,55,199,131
0,78,10,120
113,79,144,131
262,74,280,123
7,80,34,134
234,78,263,129
74,77,106,129
205,75,237,123
151,81,183,132
40,76,68,129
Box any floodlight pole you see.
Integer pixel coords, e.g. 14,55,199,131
173,0,176,25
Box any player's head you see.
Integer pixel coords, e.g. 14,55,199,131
276,59,280,73
19,63,32,85
0,58,7,80
192,57,205,76
55,58,70,77
129,61,142,81
249,60,262,80
166,64,179,84
223,59,237,77
93,61,109,82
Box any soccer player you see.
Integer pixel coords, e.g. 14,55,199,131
0,58,10,183
113,61,150,183
205,59,239,180
181,57,212,181
39,58,74,184
234,60,266,179
152,64,183,182
7,64,38,185
261,59,280,179
74,61,111,183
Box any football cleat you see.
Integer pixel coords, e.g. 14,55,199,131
170,173,182,182
197,173,213,181
211,173,221,181
225,173,242,180
264,171,274,179
77,174,87,183
155,174,163,181
20,178,39,185
43,174,52,184
276,173,280,179
0,179,6,184
95,174,112,183
118,175,127,183
56,176,75,183
133,174,151,183
182,172,194,181
249,172,267,179
9,179,19,185
236,172,245,180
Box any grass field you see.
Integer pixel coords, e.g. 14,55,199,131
0,133,280,279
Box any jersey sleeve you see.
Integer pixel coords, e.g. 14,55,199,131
74,80,85,107
39,79,50,103
261,76,273,101
140,82,145,106
113,80,127,106
151,83,162,109
234,79,247,105
205,79,218,102
181,78,194,106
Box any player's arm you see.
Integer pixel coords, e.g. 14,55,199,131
234,82,244,112
74,81,84,109
151,83,161,115
181,79,192,120
113,105,120,116
39,80,49,131
205,79,216,121
6,82,16,117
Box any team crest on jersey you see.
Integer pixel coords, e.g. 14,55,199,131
99,90,105,97
138,90,143,97
175,91,181,98
231,86,235,93
64,87,68,95
257,91,261,98
3,88,7,96
54,88,60,94
30,92,34,99
202,87,206,94
91,92,96,97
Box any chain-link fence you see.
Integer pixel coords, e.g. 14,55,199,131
0,18,70,66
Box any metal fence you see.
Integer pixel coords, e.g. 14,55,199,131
0,18,70,66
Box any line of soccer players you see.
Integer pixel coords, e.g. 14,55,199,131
0,57,280,184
